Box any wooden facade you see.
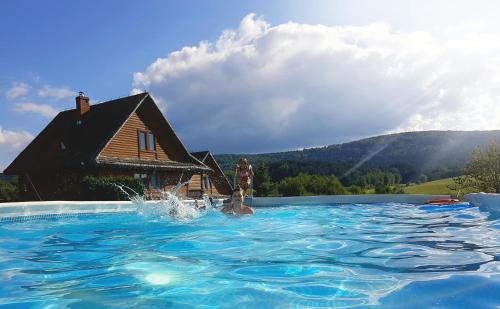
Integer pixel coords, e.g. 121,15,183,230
4,92,213,201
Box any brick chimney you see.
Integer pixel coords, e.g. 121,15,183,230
75,91,90,116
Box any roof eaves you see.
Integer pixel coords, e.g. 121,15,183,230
95,158,211,172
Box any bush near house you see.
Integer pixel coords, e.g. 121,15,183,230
81,176,145,201
0,180,18,202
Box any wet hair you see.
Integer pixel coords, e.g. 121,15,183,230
238,157,248,165
233,186,242,193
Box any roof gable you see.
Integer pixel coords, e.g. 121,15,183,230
97,95,202,165
191,150,233,192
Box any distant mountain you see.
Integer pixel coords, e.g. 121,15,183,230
215,130,500,182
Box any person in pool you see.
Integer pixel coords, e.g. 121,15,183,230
221,187,255,215
235,157,254,196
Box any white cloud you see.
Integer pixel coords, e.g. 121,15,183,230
6,82,29,100
38,85,75,100
131,89,167,113
133,14,500,153
0,126,33,172
130,88,144,95
13,102,58,118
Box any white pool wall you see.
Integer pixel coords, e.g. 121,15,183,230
0,199,224,219
246,194,451,206
465,193,500,215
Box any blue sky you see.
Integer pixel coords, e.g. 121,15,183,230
1,0,500,170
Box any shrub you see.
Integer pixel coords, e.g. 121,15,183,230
0,180,18,202
375,184,405,194
81,176,145,201
347,185,364,194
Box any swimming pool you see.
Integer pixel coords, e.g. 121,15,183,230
1,202,499,308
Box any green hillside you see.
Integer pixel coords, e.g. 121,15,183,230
404,177,480,195
403,178,458,195
216,130,500,183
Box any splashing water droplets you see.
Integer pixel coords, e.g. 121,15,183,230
112,182,212,222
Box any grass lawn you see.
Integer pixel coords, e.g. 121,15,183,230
403,178,461,195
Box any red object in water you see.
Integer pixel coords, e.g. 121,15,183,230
426,199,460,205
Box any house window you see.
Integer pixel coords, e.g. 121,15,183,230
138,130,156,152
134,173,147,179
139,131,147,150
134,173,148,187
150,174,163,189
148,132,155,151
202,175,211,190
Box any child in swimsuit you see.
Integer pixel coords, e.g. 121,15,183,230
235,158,254,196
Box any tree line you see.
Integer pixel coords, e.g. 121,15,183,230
250,164,405,197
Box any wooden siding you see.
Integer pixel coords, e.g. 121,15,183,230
189,174,201,189
136,98,194,163
188,172,229,197
100,112,170,161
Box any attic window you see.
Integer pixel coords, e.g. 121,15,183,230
138,130,156,151
60,142,66,151
139,131,147,150
148,132,155,151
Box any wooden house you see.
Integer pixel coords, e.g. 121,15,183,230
189,151,233,197
3,92,214,201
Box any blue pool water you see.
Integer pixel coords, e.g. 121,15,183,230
1,202,499,308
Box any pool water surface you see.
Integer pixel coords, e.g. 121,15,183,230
0,203,499,308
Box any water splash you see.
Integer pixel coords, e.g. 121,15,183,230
171,180,191,196
112,182,213,222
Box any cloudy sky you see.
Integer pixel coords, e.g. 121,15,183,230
1,0,500,170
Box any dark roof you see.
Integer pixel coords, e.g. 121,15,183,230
5,93,147,173
4,92,207,174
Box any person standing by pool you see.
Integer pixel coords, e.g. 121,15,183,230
235,157,254,196
221,187,255,215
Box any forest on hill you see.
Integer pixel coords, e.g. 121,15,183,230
216,130,500,195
